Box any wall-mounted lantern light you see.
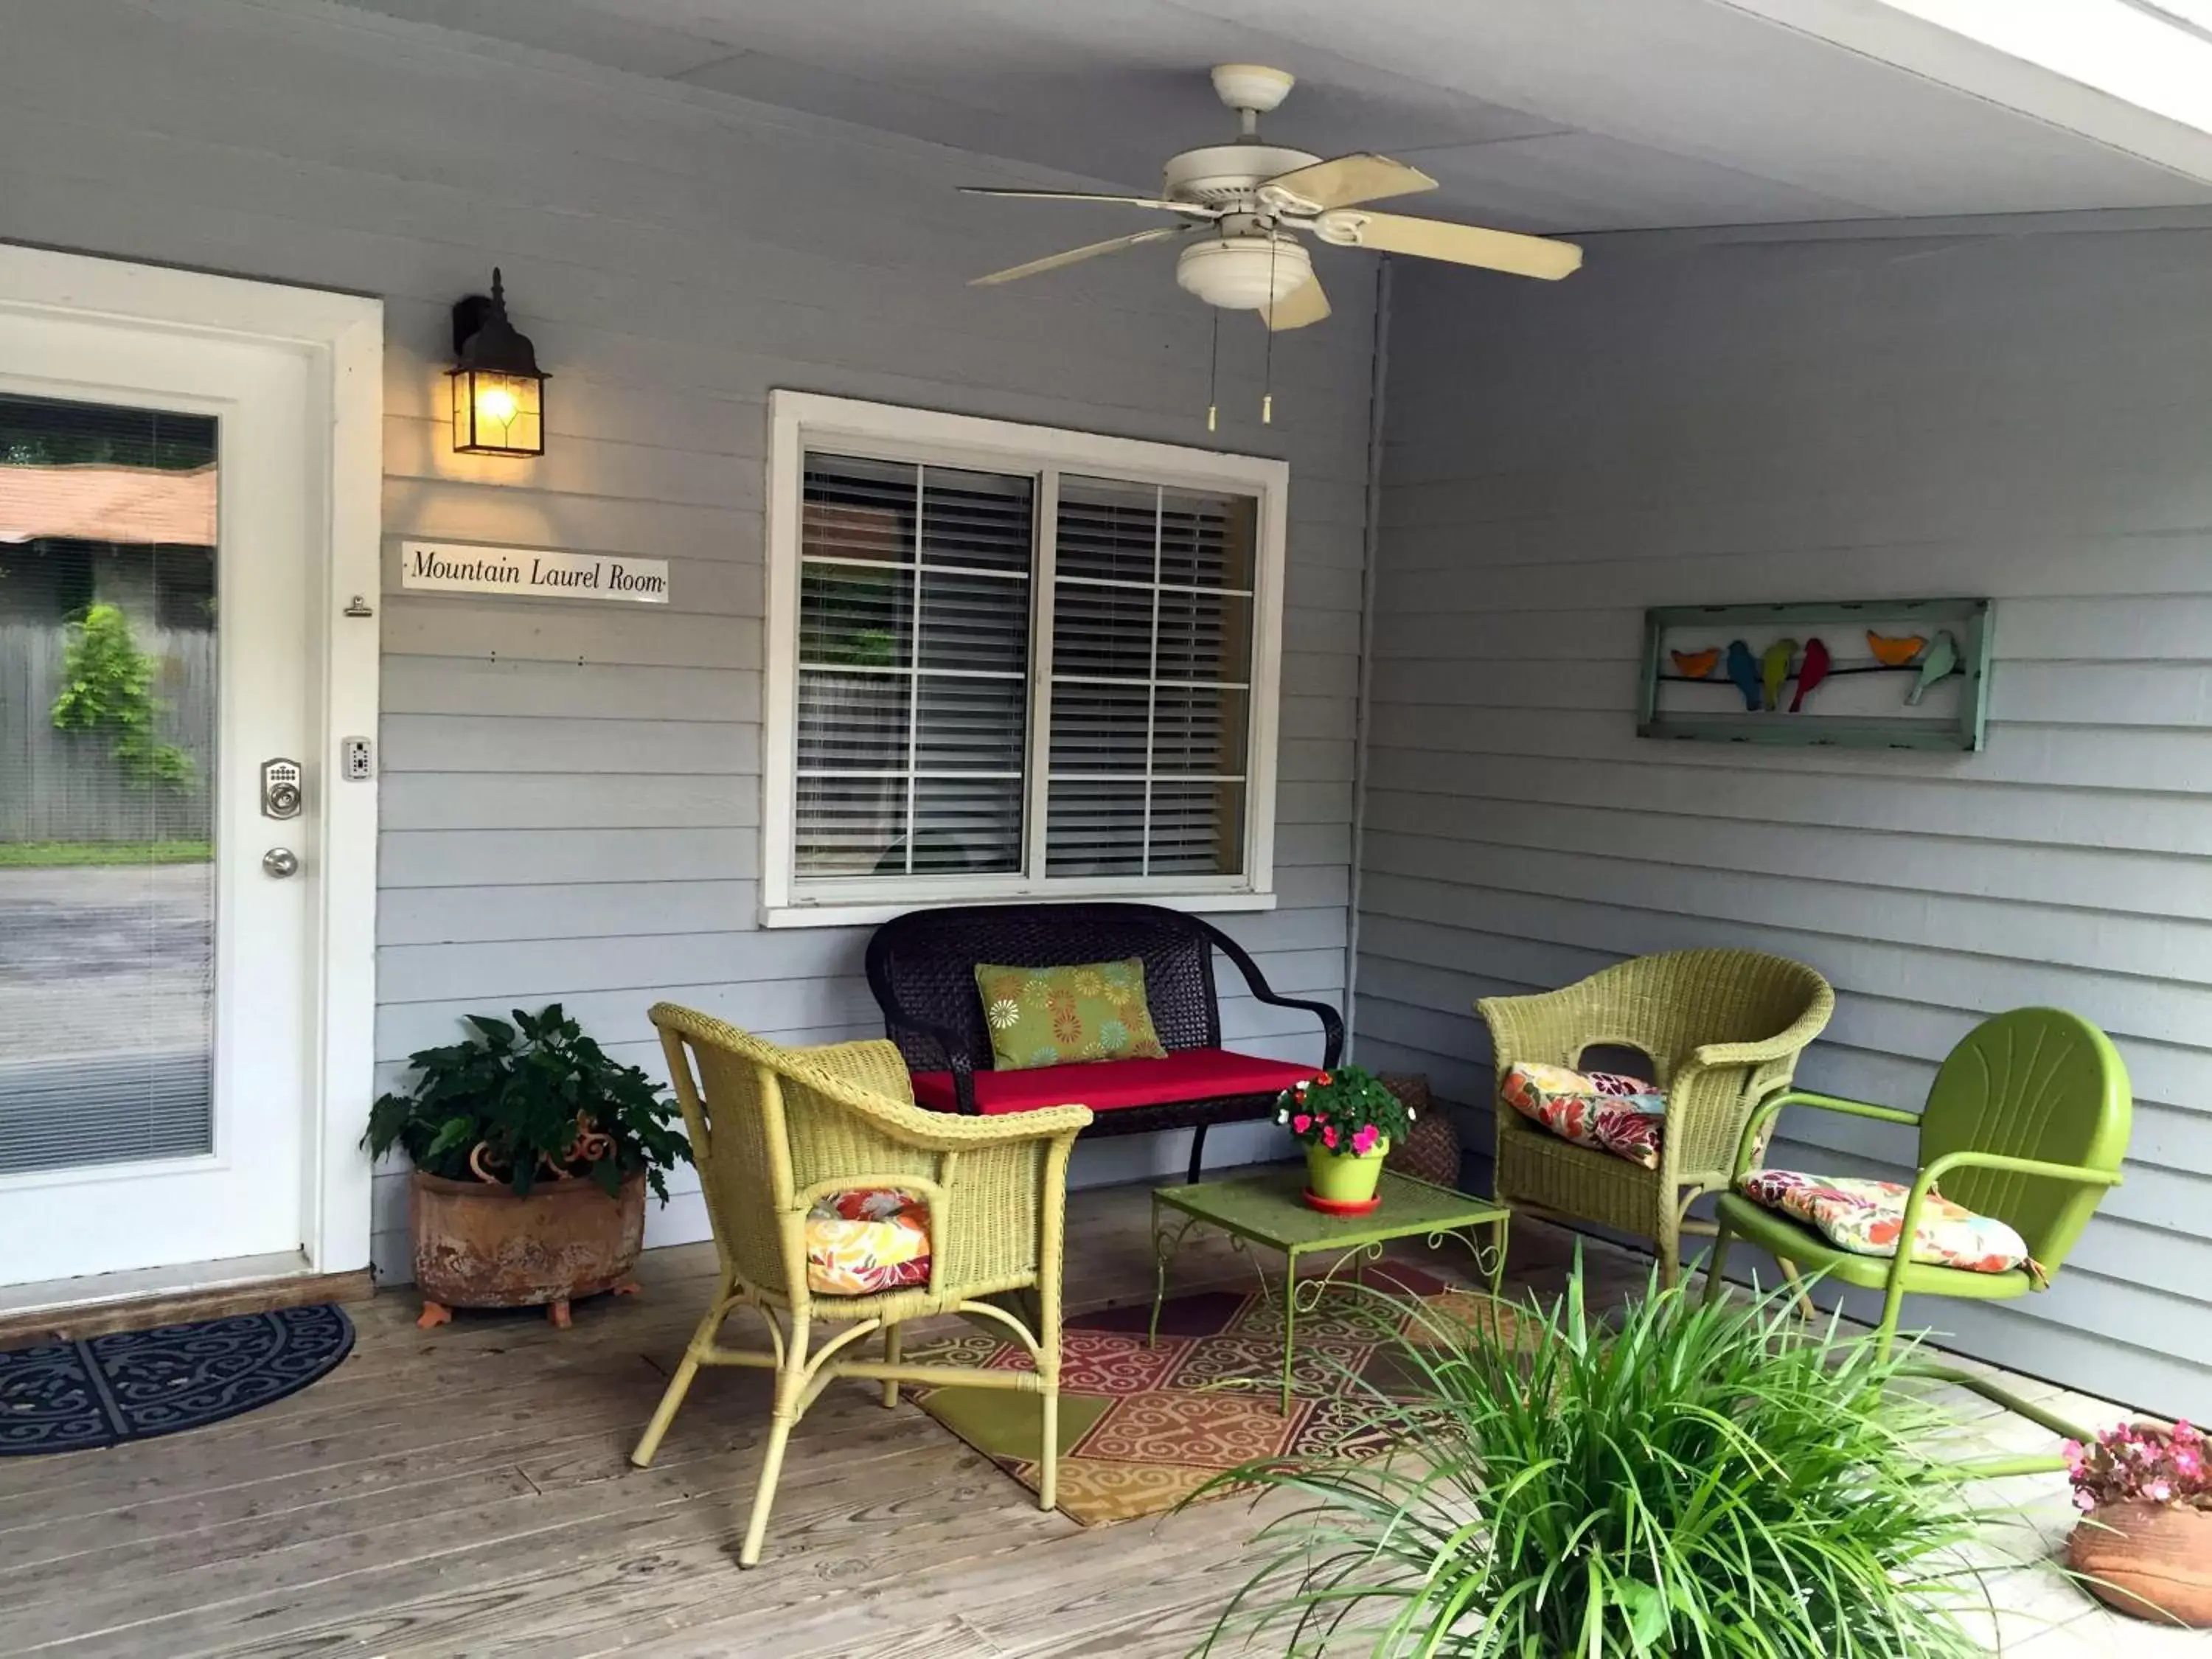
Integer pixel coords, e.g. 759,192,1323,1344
449,268,546,456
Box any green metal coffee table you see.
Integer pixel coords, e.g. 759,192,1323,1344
1149,1167,1511,1413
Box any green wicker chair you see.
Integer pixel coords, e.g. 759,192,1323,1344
1477,949,1834,1287
1703,1006,2130,1472
630,1004,1091,1567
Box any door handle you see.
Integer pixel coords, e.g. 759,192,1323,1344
262,849,300,878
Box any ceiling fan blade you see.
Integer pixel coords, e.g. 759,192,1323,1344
1264,274,1331,331
969,226,1186,288
961,187,1213,215
1327,211,1583,279
1261,153,1437,212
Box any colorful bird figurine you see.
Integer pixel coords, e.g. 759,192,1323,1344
1760,639,1797,711
1724,640,1761,711
1906,630,1958,706
1790,637,1832,712
1867,630,1927,667
1672,646,1722,681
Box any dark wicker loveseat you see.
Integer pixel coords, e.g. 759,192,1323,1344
865,902,1343,1183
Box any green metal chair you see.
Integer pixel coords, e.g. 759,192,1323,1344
1703,1006,2131,1471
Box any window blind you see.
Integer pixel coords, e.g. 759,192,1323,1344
1048,478,1253,878
796,453,1032,877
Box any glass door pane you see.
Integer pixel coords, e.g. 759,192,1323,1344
0,393,218,1174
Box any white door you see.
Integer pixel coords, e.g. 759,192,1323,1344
0,307,321,1285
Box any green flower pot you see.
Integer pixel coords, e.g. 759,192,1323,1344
1304,1137,1389,1210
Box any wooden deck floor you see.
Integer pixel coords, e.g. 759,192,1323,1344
0,1172,2185,1658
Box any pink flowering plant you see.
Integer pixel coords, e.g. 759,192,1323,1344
1275,1064,1412,1158
2064,1419,2211,1513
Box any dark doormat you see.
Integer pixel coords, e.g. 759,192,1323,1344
0,1304,354,1455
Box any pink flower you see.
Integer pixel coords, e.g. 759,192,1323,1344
2147,1480,2174,1503
2074,1490,2098,1513
1292,1114,1312,1134
2174,1446,2202,1478
1351,1125,1380,1155
2178,1420,2202,1446
2062,1441,2086,1470
1321,1125,1338,1149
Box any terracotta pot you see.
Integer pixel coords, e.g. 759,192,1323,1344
2067,1500,2212,1627
411,1169,644,1329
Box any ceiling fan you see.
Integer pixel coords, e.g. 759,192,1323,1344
962,63,1584,333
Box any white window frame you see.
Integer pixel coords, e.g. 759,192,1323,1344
761,391,1287,930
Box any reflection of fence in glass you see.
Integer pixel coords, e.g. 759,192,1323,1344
0,622,214,842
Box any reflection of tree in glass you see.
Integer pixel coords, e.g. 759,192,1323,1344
806,566,902,668
50,603,195,789
0,395,215,471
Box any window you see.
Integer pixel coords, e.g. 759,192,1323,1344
762,392,1287,927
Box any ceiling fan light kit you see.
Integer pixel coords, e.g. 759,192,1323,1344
1175,235,1312,310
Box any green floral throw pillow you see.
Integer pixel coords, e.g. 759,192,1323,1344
974,959,1169,1072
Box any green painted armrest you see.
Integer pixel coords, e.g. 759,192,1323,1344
1919,1149,2122,1190
1731,1088,1919,1180
1882,1150,2121,1302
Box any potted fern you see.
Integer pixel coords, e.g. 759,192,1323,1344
1194,1263,1999,1655
364,1006,689,1329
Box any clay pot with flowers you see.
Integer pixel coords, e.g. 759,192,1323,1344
1276,1065,1415,1214
2064,1418,2212,1627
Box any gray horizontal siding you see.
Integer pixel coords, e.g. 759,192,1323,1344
1360,225,2212,1422
0,0,1372,1283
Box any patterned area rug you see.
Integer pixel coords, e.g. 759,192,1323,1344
907,1265,1525,1525
0,1304,355,1455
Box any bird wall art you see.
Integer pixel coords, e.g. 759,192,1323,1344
1906,630,1958,706
1646,602,1991,752
1789,637,1832,712
1866,632,1926,667
1641,599,1991,751
1663,629,1959,713
1725,640,1761,711
1760,639,1797,711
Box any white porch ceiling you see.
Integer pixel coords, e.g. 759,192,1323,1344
337,0,2212,229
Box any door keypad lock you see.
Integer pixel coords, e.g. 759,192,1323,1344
261,759,303,821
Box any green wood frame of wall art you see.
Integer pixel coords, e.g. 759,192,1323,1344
1637,598,1993,751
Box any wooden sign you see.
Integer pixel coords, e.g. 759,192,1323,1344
1638,598,1992,751
398,541,669,604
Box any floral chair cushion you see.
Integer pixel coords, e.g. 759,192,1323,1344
973,958,1168,1072
1737,1169,2034,1276
804,1188,931,1295
1500,1061,1668,1170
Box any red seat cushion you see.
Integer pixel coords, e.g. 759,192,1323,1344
911,1049,1321,1116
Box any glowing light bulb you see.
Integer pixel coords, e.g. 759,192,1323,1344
476,383,520,425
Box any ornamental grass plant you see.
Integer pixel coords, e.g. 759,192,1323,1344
1194,1259,2003,1657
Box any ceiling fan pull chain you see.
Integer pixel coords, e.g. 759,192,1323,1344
1206,307,1222,433
1262,239,1277,425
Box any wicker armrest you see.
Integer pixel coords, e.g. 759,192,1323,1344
772,1036,1092,1150
1475,987,1586,1074
841,1092,1093,1153
886,1012,982,1112
1690,985,1836,1068
1198,917,1343,1066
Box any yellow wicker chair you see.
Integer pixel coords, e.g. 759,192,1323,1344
1476,950,1834,1287
630,1003,1091,1567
